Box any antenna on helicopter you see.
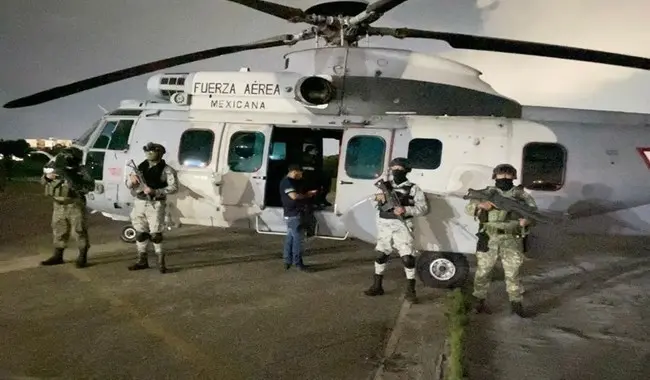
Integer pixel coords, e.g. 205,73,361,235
97,104,108,114
3,0,650,109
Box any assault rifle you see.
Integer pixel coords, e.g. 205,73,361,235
462,187,561,225
126,159,153,200
374,179,413,234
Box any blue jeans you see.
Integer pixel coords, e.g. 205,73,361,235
283,216,304,266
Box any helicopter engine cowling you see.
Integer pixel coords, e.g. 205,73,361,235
294,75,336,106
146,73,191,101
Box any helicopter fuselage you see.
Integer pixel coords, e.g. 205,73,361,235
63,47,650,275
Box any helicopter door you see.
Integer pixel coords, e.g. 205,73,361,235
335,128,393,214
219,124,272,209
86,118,135,209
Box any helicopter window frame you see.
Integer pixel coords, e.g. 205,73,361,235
521,141,568,192
90,118,135,151
407,138,443,170
227,131,266,173
178,128,216,168
344,135,387,180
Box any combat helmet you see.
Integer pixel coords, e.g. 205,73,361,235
389,157,411,173
491,163,517,179
142,142,166,155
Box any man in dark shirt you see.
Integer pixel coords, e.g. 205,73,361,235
279,164,318,270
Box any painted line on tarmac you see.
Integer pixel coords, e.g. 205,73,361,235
64,267,218,376
371,299,412,380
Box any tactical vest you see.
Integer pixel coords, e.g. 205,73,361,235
44,170,84,202
480,186,526,234
138,160,168,190
379,183,415,220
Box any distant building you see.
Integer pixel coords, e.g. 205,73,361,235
25,138,72,149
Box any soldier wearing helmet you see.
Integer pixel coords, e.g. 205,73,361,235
464,163,538,317
364,157,429,303
125,142,178,273
40,146,95,268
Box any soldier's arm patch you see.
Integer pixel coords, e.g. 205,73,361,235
405,185,428,217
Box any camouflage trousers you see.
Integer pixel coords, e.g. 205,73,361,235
473,236,525,302
130,199,166,258
52,200,89,250
374,218,417,279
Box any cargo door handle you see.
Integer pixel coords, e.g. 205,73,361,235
340,180,353,185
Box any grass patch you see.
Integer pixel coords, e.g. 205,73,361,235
444,287,471,380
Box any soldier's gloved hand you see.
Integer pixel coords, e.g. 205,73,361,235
519,218,530,227
478,201,494,210
143,186,153,195
45,173,57,180
375,193,385,203
394,206,405,216
129,173,140,185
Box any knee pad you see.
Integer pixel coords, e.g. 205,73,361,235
375,252,390,264
135,232,150,242
401,255,416,269
151,233,163,243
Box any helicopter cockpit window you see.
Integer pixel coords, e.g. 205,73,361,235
178,129,215,167
407,138,443,170
521,142,567,191
344,135,386,179
91,119,134,151
228,131,265,173
72,121,99,147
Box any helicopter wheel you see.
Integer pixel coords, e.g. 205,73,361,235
416,251,469,289
120,225,137,244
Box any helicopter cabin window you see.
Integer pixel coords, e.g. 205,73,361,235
91,119,135,151
269,142,287,161
85,151,105,180
407,138,443,169
178,129,215,167
344,135,386,179
228,131,265,173
521,142,567,191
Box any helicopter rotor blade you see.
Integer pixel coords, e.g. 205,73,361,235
349,0,411,25
367,27,650,71
3,32,314,109
226,0,312,24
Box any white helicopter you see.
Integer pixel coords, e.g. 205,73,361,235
4,0,650,288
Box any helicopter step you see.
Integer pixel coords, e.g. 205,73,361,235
254,207,349,240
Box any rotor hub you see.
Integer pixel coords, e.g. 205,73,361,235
305,1,369,17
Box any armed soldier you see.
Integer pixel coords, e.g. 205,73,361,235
40,147,95,268
364,157,428,303
465,164,538,317
126,142,178,273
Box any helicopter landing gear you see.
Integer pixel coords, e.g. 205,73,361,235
120,225,137,244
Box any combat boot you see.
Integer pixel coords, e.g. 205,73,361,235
75,247,89,268
511,301,526,318
41,248,65,266
128,253,149,271
157,255,167,274
473,298,492,314
405,279,418,303
364,274,385,296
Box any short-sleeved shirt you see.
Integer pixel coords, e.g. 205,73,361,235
279,176,303,217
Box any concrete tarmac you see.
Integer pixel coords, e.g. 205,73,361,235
0,223,421,380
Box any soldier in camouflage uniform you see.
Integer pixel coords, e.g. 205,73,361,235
126,142,178,273
364,157,429,303
465,164,538,317
40,147,95,268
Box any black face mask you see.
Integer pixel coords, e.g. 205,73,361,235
392,169,408,184
495,178,514,191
